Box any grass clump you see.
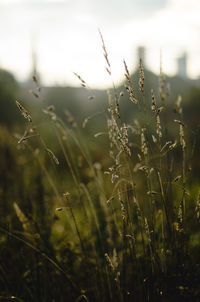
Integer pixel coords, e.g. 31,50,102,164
1,35,200,302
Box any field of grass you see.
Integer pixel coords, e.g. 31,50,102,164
0,37,200,301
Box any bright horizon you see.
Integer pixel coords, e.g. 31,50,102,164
0,0,200,88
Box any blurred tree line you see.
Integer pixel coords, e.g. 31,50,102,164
0,69,22,127
0,67,200,130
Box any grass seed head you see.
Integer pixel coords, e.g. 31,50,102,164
16,101,32,122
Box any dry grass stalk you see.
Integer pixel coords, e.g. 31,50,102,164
73,72,86,87
98,29,111,76
139,59,144,94
123,59,138,105
151,89,157,113
179,124,186,149
141,128,148,156
156,115,162,139
195,192,200,221
13,202,30,232
16,101,32,122
64,110,77,128
46,148,59,165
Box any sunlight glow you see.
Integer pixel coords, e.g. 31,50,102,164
0,0,199,88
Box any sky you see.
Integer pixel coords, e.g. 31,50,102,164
0,0,200,88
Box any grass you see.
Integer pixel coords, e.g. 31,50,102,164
0,34,200,301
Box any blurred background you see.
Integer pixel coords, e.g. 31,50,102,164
0,0,200,87
0,0,200,128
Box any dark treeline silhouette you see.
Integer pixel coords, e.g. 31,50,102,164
0,66,200,301
0,67,200,130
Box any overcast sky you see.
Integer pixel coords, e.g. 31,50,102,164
0,0,199,88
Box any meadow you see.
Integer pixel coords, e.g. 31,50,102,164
0,36,200,301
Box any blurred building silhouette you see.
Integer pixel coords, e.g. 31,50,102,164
24,45,41,87
137,46,146,68
177,52,188,79
32,48,38,77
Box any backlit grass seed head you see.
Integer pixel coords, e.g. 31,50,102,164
94,132,106,138
144,217,151,242
73,72,86,87
43,107,57,121
118,125,131,156
93,162,101,170
160,141,172,152
107,117,118,148
152,135,157,143
105,249,119,274
64,110,77,128
138,165,148,172
88,95,95,100
13,202,30,232
32,75,38,84
139,59,144,94
169,140,177,151
114,93,120,118
123,59,131,83
105,162,121,184
63,192,71,207
16,101,32,122
125,85,138,105
82,117,89,128
141,129,148,156
179,124,186,149
151,89,157,113
47,105,55,112
157,106,164,115
115,150,122,166
63,192,71,199
174,119,185,127
159,75,165,102
122,125,128,145
174,95,182,115
105,67,111,76
133,197,142,218
99,29,111,75
173,175,182,182
17,133,39,144
107,89,116,118
105,253,115,271
132,120,141,136
29,90,39,98
110,171,119,183
123,60,138,104
195,192,200,221
177,204,184,232
120,200,126,221
56,207,63,211
125,234,135,243
107,117,131,156
32,74,41,91
31,74,41,95
156,115,162,139
147,191,159,195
